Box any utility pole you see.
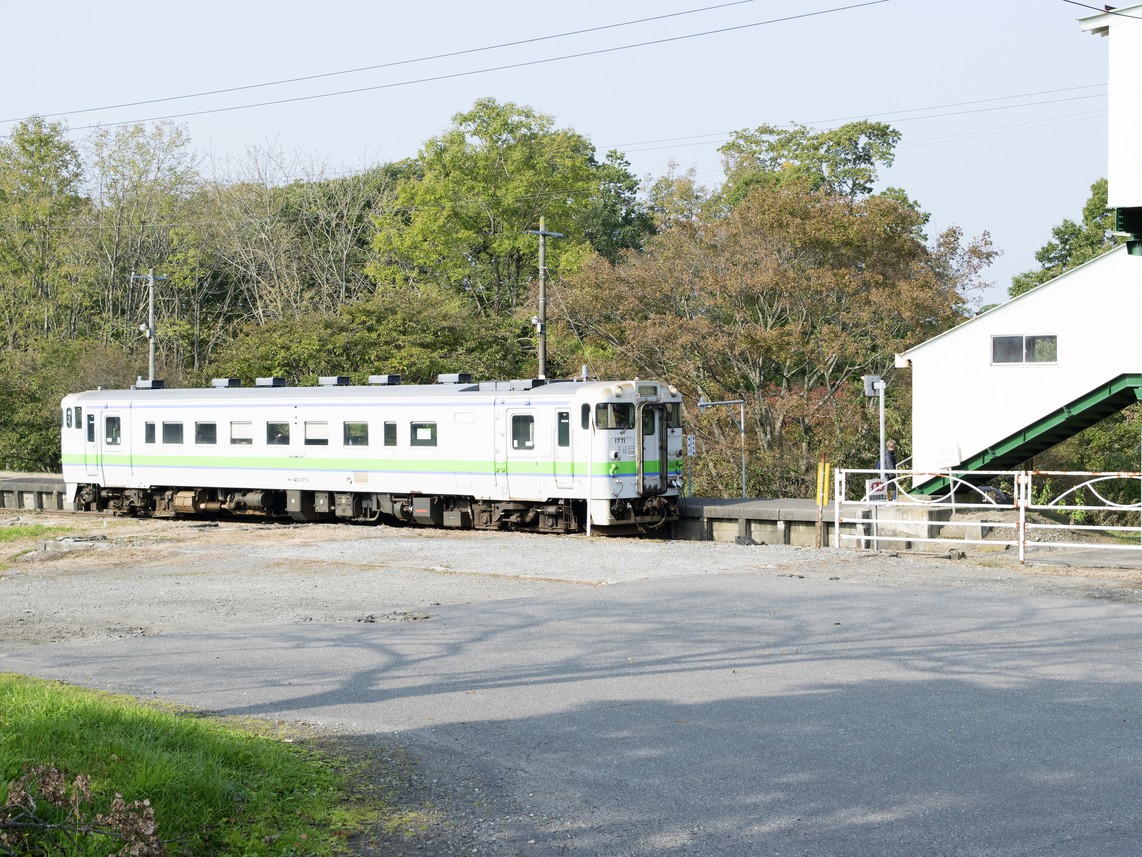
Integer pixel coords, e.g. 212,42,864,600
132,268,168,383
527,217,562,379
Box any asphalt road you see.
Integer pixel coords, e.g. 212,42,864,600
2,519,1141,856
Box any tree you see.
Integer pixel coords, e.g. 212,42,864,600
210,285,525,386
369,98,651,314
1009,178,1122,297
0,116,86,348
718,120,901,206
558,183,995,497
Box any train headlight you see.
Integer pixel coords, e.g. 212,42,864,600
612,384,624,397
668,385,679,395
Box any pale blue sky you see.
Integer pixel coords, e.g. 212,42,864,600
2,0,1112,306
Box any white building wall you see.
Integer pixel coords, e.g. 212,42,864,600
905,247,1142,473
1082,5,1142,208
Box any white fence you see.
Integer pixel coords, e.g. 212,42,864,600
834,469,1142,563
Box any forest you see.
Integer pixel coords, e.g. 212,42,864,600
0,97,1120,498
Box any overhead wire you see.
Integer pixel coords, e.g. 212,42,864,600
18,0,891,133
2,0,775,123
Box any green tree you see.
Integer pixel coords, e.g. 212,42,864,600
210,285,525,385
718,120,901,206
369,98,650,314
1009,178,1121,298
0,117,86,348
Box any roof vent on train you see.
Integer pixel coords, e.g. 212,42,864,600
318,376,351,386
368,374,401,386
255,377,286,388
437,373,473,384
211,378,241,388
133,377,165,390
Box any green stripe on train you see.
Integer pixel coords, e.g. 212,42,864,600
62,453,683,479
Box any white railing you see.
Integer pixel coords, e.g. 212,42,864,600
834,469,1142,563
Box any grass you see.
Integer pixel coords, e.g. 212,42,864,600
0,524,73,544
0,674,377,855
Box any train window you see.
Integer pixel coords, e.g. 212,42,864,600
383,422,397,447
105,416,121,446
511,415,535,450
595,403,635,430
162,422,184,444
230,421,253,445
145,422,156,444
65,408,72,429
74,406,82,428
557,411,570,448
304,422,329,446
344,422,369,446
668,403,682,429
581,403,590,430
195,422,218,445
642,408,655,436
86,414,94,443
267,422,289,445
410,421,437,447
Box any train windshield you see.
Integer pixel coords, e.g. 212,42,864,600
595,402,635,430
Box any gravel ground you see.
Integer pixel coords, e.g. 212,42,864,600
4,510,1142,854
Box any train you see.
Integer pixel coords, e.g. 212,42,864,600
59,374,685,534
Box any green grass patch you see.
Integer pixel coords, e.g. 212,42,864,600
0,524,73,544
0,674,376,855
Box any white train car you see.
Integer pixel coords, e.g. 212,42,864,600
60,376,684,534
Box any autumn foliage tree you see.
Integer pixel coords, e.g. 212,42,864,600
558,181,995,497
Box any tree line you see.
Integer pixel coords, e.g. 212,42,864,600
0,98,1001,496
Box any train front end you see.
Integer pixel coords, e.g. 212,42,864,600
584,380,684,533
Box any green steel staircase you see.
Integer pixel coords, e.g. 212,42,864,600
913,373,1142,495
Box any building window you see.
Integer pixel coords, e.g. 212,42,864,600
195,422,218,444
162,422,184,444
410,421,437,447
512,414,535,450
992,335,1057,364
344,422,369,446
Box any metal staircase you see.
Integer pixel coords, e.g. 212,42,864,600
913,373,1142,495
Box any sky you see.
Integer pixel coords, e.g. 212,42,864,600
0,0,1115,307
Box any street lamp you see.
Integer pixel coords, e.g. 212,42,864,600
697,396,747,499
862,374,887,480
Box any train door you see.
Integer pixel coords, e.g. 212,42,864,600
635,402,668,496
553,409,573,489
505,409,537,496
493,398,509,489
84,410,124,483
84,412,100,478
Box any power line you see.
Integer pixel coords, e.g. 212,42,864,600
1060,0,1142,21
3,0,774,124
41,1,892,133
